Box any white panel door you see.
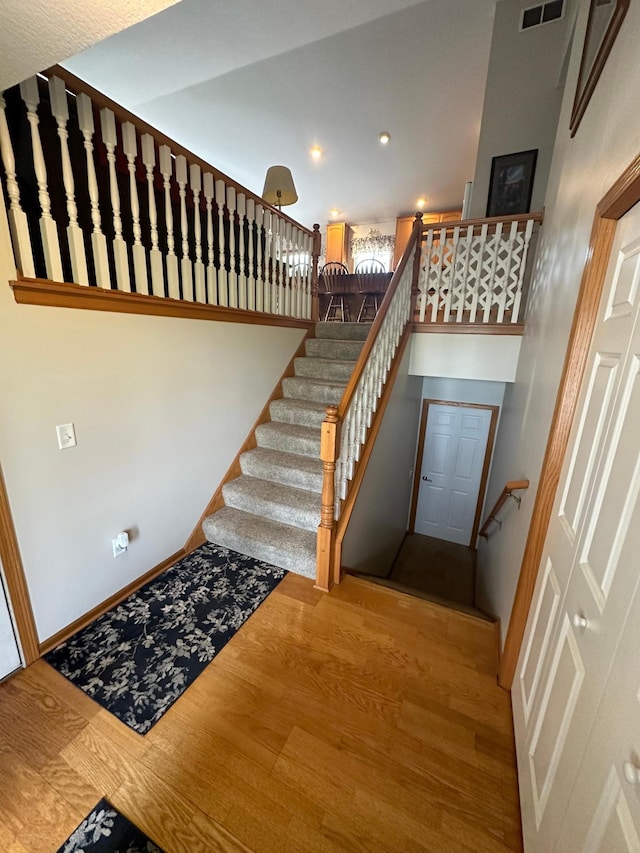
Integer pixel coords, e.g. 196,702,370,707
0,568,20,680
414,403,492,545
556,576,640,852
513,201,640,851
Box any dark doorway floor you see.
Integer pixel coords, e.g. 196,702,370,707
351,532,492,621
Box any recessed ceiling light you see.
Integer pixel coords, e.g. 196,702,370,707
416,197,427,209
379,131,391,145
330,208,341,218
310,145,323,160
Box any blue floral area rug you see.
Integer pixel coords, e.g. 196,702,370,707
46,544,286,734
57,799,164,852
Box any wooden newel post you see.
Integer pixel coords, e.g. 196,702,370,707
316,404,340,592
410,211,424,318
310,223,322,323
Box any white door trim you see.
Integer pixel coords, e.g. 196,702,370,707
410,398,499,547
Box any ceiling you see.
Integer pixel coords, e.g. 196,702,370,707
61,0,496,230
0,0,179,93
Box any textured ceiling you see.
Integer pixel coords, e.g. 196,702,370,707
0,0,180,91
62,0,496,230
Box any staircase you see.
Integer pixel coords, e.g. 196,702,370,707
202,322,369,577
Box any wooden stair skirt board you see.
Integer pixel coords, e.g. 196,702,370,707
200,322,370,578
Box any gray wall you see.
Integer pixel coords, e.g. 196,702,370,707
477,0,640,641
341,344,422,577
469,0,573,218
0,195,304,642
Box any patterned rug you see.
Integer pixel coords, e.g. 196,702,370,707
46,544,285,734
57,799,164,852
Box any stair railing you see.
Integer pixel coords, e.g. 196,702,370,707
479,479,529,539
0,68,319,320
316,215,423,591
417,212,543,325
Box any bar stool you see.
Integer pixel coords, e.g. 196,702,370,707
355,258,387,321
321,262,351,321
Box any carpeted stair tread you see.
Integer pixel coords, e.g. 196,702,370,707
222,475,321,531
315,322,370,341
203,507,316,577
282,375,346,404
254,421,321,457
305,337,365,360
294,356,357,381
270,397,328,428
240,447,323,492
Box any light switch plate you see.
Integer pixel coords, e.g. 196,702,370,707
56,423,76,450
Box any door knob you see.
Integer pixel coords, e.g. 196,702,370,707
623,761,640,785
572,613,588,630
422,476,432,482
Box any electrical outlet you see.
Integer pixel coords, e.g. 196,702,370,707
112,531,129,557
56,423,77,450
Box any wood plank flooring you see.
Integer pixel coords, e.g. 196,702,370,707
0,574,522,852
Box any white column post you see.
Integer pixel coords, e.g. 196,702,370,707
226,186,237,308
190,163,206,303
203,172,217,304
158,145,179,299
76,93,110,288
215,178,228,306
19,77,63,281
100,107,130,291
121,122,148,295
246,198,256,311
140,134,165,297
175,154,193,301
0,94,35,277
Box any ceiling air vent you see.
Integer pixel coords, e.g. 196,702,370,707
520,0,564,30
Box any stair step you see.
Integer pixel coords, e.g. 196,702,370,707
269,397,328,428
282,376,346,405
203,507,317,577
294,356,357,381
222,476,320,531
240,447,323,492
254,421,320,457
305,337,365,361
315,321,370,341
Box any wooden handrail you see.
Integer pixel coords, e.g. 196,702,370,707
337,220,420,419
479,480,529,539
43,65,313,237
421,211,544,235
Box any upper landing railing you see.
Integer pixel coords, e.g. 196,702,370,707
0,68,319,321
416,212,543,325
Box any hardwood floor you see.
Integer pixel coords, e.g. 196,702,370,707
0,574,522,852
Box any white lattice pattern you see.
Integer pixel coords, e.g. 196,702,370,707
418,218,536,324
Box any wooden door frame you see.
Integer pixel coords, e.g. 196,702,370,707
0,462,39,665
499,152,640,690
409,399,499,548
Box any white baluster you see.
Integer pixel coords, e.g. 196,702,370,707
272,214,281,314
246,198,256,311
121,122,148,295
498,221,519,323
469,223,487,323
513,218,535,322
175,155,193,301
76,94,109,288
19,77,63,281
442,227,458,323
456,225,474,323
215,179,228,306
281,221,291,316
226,186,237,308
100,108,130,292
0,94,35,277
140,134,164,297
189,164,205,303
420,229,434,323
48,77,89,285
484,221,503,323
203,172,216,304
158,145,179,299
254,204,264,312
263,209,273,313
236,192,247,309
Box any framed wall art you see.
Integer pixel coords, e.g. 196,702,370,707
486,149,538,218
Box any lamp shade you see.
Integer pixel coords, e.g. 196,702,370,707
262,165,298,207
